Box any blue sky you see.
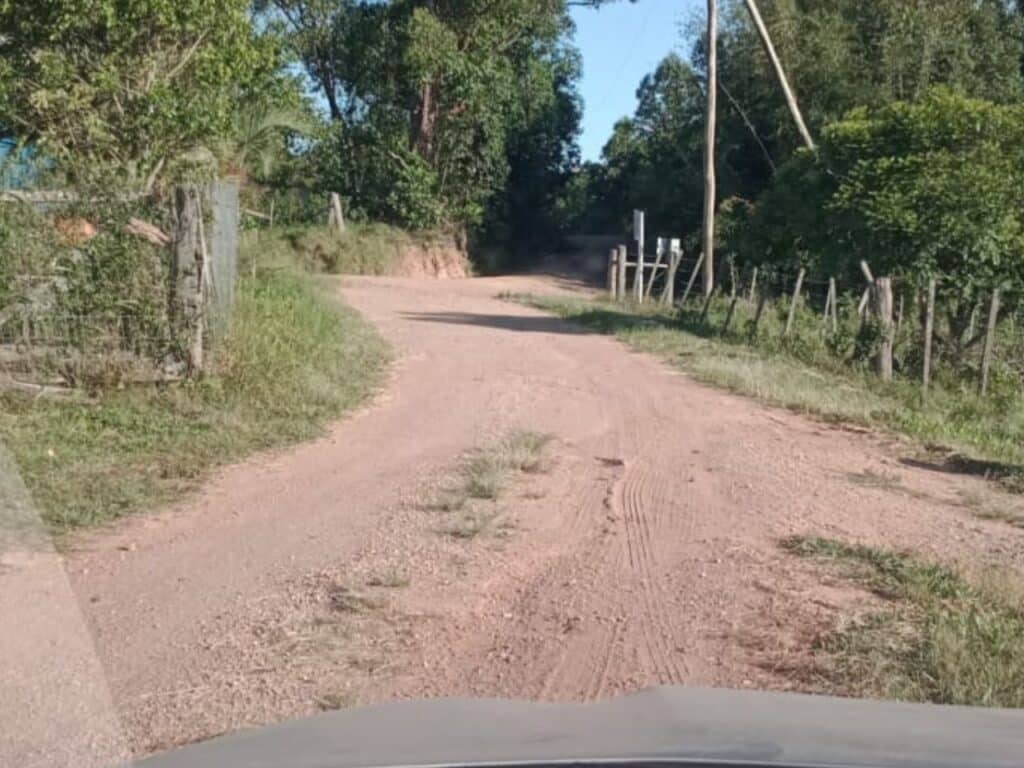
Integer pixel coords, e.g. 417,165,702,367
570,1,702,162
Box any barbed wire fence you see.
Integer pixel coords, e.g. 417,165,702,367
606,235,1022,399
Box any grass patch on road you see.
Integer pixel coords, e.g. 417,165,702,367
0,267,389,532
784,536,1024,708
431,430,552,539
507,294,1024,492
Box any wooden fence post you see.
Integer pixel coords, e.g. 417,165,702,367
171,185,205,373
748,266,759,303
634,250,645,303
822,279,833,325
328,192,346,234
923,277,936,395
722,293,739,335
617,245,627,301
875,276,894,382
829,277,838,334
823,280,839,333
980,288,1001,396
784,268,806,337
681,252,705,305
751,291,769,337
661,243,681,305
608,248,618,299
645,238,666,299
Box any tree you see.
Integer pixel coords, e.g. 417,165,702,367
0,0,277,187
584,0,1024,248
264,0,588,235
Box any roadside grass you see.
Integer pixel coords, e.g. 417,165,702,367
783,536,1024,708
0,265,389,532
506,293,1024,492
430,430,552,539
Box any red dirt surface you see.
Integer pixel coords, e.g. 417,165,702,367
3,273,1023,766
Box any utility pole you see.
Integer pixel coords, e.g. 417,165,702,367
742,0,815,150
702,0,718,297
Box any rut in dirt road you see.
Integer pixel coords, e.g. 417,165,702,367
4,272,1024,766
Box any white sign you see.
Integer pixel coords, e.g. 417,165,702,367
633,210,645,246
670,238,681,254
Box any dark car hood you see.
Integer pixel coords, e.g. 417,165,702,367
132,686,1024,768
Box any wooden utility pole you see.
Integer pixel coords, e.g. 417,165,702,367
702,0,718,298
742,0,815,151
875,277,894,382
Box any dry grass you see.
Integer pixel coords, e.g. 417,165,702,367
316,691,357,712
783,536,1024,708
430,430,552,539
441,510,500,540
366,570,411,589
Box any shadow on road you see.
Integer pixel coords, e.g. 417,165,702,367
899,455,1024,488
400,312,591,335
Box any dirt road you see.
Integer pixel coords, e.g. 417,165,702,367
4,273,1024,766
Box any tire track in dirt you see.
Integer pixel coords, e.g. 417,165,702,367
618,461,688,686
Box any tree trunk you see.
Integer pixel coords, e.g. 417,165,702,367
411,80,437,159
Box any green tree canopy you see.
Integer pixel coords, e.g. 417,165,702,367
736,90,1024,296
0,0,279,187
263,0,596,237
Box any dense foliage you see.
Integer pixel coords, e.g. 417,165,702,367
0,0,279,187
259,0,599,254
732,89,1024,368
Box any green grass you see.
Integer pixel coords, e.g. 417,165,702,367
430,430,552,539
784,536,1024,708
0,265,389,531
244,222,448,276
507,293,1024,491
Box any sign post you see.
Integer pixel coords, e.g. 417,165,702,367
633,210,645,301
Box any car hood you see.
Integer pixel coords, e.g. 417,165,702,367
131,686,1024,768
